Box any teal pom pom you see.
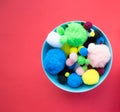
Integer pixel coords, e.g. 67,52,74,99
67,73,83,88
44,49,66,75
79,47,88,56
60,22,88,47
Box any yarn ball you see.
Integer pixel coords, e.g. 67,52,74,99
79,47,88,56
96,68,105,75
67,73,83,88
61,43,71,56
46,31,62,48
84,21,93,30
75,66,85,76
44,49,66,75
77,56,86,65
58,75,67,84
82,69,100,85
69,52,78,62
56,26,65,35
96,36,105,44
60,22,88,47
88,43,111,68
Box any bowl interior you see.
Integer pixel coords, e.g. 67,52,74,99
41,21,113,93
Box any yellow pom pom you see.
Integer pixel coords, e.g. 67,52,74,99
82,69,100,85
61,43,71,56
89,31,95,37
65,72,70,77
70,47,78,53
78,45,84,52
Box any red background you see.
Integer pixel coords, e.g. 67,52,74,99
0,0,120,112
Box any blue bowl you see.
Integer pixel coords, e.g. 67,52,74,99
41,21,113,93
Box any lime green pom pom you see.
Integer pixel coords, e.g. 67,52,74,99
61,43,71,56
64,22,88,47
77,56,86,65
56,26,65,35
82,65,88,71
82,69,100,85
85,59,90,65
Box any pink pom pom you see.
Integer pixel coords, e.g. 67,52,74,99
66,58,74,66
69,52,78,62
88,44,111,68
75,66,85,76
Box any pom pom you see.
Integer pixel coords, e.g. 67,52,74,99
46,31,62,48
82,65,88,71
56,26,65,35
96,36,105,44
78,45,84,52
94,30,102,38
96,68,105,75
75,66,85,76
67,73,83,87
66,58,74,67
77,56,86,65
79,47,88,56
89,29,95,37
85,59,90,65
58,75,67,84
44,49,66,75
61,22,88,47
84,21,93,30
82,69,100,85
65,72,70,77
61,43,71,56
70,47,78,53
69,52,78,62
88,44,111,68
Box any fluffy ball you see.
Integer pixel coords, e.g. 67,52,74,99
84,21,93,30
60,22,88,47
82,69,100,85
69,52,78,62
96,68,105,75
88,43,111,68
79,47,88,56
77,56,86,65
75,66,85,76
58,75,67,84
56,26,65,35
66,58,74,67
46,31,62,48
67,73,83,88
61,43,71,56
96,36,105,44
44,49,66,75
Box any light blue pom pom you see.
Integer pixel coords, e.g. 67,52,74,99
67,73,83,88
44,49,66,75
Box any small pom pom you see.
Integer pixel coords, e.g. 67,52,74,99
75,66,85,76
96,36,105,44
58,75,67,84
67,73,83,88
84,21,93,30
79,47,88,56
65,72,70,77
61,43,71,56
85,59,90,65
96,68,105,75
69,52,78,62
44,49,66,75
89,29,95,37
78,45,84,52
56,26,65,35
82,69,100,85
82,65,88,71
70,47,78,53
66,58,74,67
94,30,102,38
46,31,62,48
77,56,86,65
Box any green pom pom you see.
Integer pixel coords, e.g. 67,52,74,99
64,22,88,47
60,35,67,44
85,59,90,65
82,65,88,71
56,26,65,35
77,56,86,65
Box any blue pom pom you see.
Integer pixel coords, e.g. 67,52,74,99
44,49,66,75
96,36,105,44
67,73,83,88
79,47,88,56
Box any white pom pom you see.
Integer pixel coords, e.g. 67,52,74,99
88,43,96,52
46,31,63,48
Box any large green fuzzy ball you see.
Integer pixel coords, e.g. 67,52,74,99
60,22,88,47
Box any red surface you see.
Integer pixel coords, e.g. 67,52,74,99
0,0,120,112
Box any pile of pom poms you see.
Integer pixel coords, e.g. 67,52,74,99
43,21,111,88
